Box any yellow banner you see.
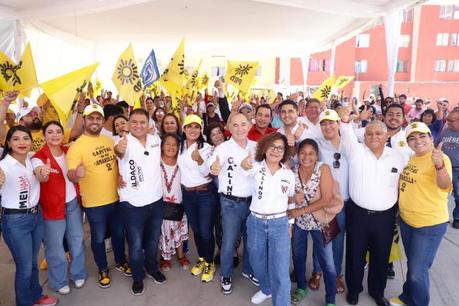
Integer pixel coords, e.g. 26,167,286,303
225,60,258,94
333,75,355,89
312,75,336,102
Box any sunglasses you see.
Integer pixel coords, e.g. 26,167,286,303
333,152,341,169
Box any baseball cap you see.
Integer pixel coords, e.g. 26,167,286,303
182,114,203,129
17,108,33,121
319,109,340,123
238,103,253,112
405,122,431,138
206,102,215,108
83,103,104,117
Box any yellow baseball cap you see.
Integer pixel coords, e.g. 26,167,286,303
319,109,340,123
405,122,431,138
83,103,104,117
182,114,203,129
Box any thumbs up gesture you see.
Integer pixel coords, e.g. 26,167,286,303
191,147,204,165
0,167,5,187
40,158,51,177
76,162,85,178
432,142,444,169
294,122,307,141
285,127,296,147
117,135,128,155
210,156,222,176
241,152,253,170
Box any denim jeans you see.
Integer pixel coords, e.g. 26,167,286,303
44,197,87,290
313,199,348,276
292,224,337,304
219,194,252,277
2,209,44,306
120,199,164,282
182,186,216,263
452,169,459,220
247,214,290,306
84,202,126,271
399,219,447,306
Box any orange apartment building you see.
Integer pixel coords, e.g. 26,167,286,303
278,4,459,104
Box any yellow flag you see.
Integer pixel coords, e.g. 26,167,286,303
93,78,103,96
333,75,355,89
145,81,160,97
196,72,209,91
160,39,186,109
0,42,38,96
312,75,336,102
225,60,258,94
112,44,143,106
40,63,98,125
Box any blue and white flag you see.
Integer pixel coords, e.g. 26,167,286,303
141,49,160,90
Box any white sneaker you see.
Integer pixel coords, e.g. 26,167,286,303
57,285,70,295
74,279,86,289
251,290,272,304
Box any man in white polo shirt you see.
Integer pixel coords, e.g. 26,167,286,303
339,115,404,306
115,108,165,296
209,113,257,295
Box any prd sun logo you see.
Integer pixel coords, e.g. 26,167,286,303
234,64,253,78
0,60,23,86
116,59,140,86
319,85,331,99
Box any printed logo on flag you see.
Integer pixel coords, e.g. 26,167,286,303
141,49,160,89
0,60,22,85
116,59,142,93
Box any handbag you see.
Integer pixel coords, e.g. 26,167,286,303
320,216,340,245
163,201,185,221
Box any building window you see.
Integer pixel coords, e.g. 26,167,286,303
440,5,453,19
308,58,320,72
451,33,459,46
434,59,447,72
399,35,411,48
211,66,225,77
447,60,459,72
402,9,413,22
396,60,408,73
355,60,368,73
436,33,449,46
356,34,370,48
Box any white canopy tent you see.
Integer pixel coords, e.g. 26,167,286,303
0,0,423,95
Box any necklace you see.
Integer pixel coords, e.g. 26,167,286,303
160,162,179,193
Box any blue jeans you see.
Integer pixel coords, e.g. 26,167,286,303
219,194,252,277
247,214,290,306
292,225,337,304
452,169,459,220
2,210,44,306
84,202,126,271
182,186,216,263
44,197,87,290
121,199,164,282
399,219,447,306
313,200,348,276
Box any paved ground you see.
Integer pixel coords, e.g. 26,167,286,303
1,198,458,306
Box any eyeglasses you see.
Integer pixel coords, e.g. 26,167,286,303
268,144,285,153
333,152,341,169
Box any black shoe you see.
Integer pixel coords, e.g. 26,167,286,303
373,296,390,306
346,293,359,305
221,277,232,295
232,255,239,268
214,253,221,265
453,219,459,229
146,270,167,285
131,281,144,296
387,265,395,279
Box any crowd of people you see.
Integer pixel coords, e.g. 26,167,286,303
0,80,458,306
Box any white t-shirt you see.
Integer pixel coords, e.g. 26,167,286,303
245,160,295,215
117,133,163,206
32,154,77,203
208,138,257,197
0,155,40,209
177,142,212,188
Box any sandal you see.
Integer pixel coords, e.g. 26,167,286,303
160,258,171,272
308,272,322,290
291,288,307,305
336,274,345,294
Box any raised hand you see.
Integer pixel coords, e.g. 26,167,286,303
117,135,128,155
191,147,203,165
210,156,222,176
76,162,85,178
285,126,296,147
40,158,51,177
294,122,307,141
241,152,253,170
432,142,444,168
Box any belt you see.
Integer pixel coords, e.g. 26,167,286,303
182,183,210,192
350,200,395,214
1,206,39,215
251,211,286,220
221,193,252,203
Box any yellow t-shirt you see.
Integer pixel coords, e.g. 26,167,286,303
66,134,119,207
399,152,452,228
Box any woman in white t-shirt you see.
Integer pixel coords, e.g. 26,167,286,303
0,126,58,306
32,121,87,295
159,133,189,271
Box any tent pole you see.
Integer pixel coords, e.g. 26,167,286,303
384,9,402,97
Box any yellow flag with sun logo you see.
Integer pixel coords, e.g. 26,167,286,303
312,75,336,102
112,44,143,106
225,61,258,94
160,39,186,109
333,75,354,89
196,72,209,91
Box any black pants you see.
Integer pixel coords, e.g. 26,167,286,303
345,200,396,299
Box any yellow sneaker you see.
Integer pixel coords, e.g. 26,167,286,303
191,257,206,276
201,262,215,283
389,297,406,306
98,270,111,288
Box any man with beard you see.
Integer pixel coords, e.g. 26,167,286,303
17,107,46,152
67,103,130,289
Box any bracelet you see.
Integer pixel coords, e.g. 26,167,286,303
435,162,445,171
